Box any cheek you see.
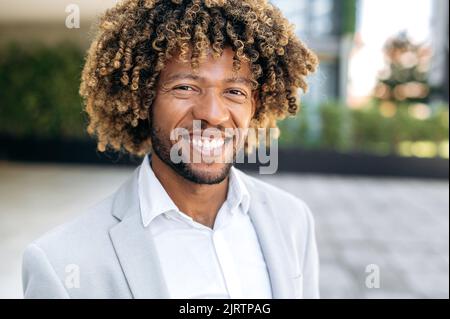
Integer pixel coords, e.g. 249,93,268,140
152,95,190,129
231,105,254,128
150,103,166,130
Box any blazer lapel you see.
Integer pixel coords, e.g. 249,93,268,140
109,167,170,299
243,175,297,298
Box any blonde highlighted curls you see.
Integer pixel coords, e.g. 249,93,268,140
79,0,318,156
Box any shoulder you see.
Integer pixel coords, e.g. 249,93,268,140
236,169,316,230
236,169,319,282
30,167,140,253
33,194,116,250
21,191,133,298
23,193,119,275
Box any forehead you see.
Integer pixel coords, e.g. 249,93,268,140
159,47,252,81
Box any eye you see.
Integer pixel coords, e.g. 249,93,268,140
226,89,247,97
174,85,195,91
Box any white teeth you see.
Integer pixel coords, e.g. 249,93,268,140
191,137,225,154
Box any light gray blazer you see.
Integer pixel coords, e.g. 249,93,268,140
22,166,320,299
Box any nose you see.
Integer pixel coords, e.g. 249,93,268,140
192,90,230,126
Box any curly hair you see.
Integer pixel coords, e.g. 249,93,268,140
79,0,318,156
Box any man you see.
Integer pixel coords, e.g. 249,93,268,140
22,0,319,299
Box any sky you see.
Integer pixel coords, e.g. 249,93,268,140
348,0,433,104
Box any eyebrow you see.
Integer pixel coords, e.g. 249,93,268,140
163,72,253,87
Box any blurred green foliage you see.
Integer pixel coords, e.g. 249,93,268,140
342,0,357,35
279,101,449,157
0,42,86,139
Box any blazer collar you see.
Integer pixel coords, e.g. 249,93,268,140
109,165,296,298
109,166,170,298
238,170,297,298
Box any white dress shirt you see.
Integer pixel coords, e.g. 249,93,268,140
137,154,272,299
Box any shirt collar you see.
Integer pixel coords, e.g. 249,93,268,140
138,154,179,227
138,154,251,228
228,165,251,215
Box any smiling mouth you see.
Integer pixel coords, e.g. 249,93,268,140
193,135,233,157
176,134,234,158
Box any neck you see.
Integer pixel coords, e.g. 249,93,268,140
150,154,228,228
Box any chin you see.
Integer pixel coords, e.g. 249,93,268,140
183,162,232,185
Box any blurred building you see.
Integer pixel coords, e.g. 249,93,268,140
430,0,449,102
273,0,357,105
